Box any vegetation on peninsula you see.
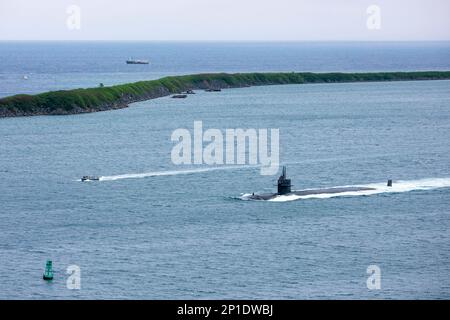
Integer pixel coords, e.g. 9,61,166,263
1,71,450,117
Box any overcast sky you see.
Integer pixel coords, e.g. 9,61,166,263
0,0,449,41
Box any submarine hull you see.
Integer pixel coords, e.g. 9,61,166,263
247,186,376,201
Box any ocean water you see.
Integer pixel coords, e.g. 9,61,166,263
1,41,450,97
0,42,450,299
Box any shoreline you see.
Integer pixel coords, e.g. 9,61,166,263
1,71,450,118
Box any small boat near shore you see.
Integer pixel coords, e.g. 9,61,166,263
205,88,221,92
172,94,188,99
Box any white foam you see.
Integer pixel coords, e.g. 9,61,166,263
243,177,450,202
99,165,259,181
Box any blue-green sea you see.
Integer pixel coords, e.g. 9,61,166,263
0,42,449,299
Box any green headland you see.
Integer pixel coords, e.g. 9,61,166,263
1,71,450,117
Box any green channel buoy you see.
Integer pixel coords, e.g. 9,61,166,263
43,260,54,280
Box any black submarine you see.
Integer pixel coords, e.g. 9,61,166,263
247,166,392,201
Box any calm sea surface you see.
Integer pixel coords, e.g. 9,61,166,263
0,42,449,299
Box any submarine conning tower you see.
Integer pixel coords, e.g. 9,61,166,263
277,166,292,195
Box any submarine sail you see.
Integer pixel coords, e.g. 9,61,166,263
277,166,291,195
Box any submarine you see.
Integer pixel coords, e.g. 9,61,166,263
247,166,392,201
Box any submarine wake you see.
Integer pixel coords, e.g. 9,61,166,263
241,177,450,202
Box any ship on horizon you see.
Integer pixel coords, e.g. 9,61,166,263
126,58,150,64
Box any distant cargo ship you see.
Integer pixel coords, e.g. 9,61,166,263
126,58,149,65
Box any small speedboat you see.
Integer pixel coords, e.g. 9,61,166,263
81,176,100,182
172,94,188,99
205,88,221,92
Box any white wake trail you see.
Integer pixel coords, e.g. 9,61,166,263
99,165,259,181
241,177,450,202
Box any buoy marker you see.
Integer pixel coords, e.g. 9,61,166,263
43,260,54,281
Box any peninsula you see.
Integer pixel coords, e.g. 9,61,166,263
1,71,449,117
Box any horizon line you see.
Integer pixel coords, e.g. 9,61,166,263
1,39,450,43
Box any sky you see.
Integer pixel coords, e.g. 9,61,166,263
0,0,449,41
